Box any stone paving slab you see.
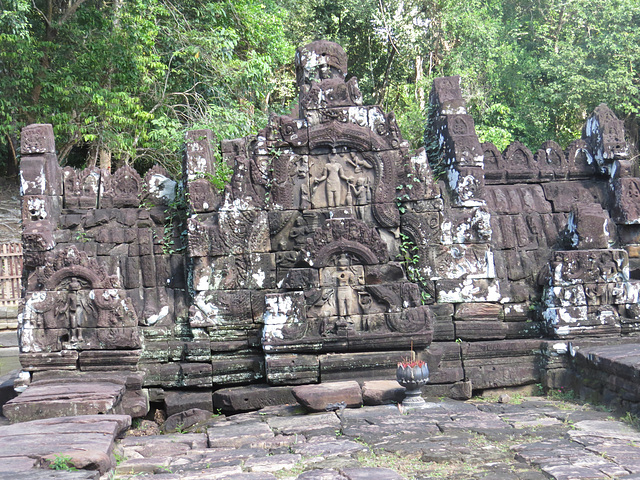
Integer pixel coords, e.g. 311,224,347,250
0,414,130,477
108,397,640,480
2,397,640,479
2,381,126,422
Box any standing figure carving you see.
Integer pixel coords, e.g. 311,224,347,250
335,254,361,317
56,277,94,344
313,148,353,207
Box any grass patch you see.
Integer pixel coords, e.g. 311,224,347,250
49,454,77,471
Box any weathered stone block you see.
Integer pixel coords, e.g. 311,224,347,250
3,379,125,422
22,220,55,251
188,178,221,213
21,124,56,155
449,166,485,206
190,289,254,328
422,380,472,400
611,177,640,224
163,408,212,433
292,381,362,412
566,203,614,249
193,254,276,291
141,363,182,387
454,321,508,340
262,291,307,350
418,342,463,384
22,195,61,224
454,302,503,321
181,362,213,387
426,244,493,281
549,249,628,285
213,384,296,413
319,351,406,382
360,381,406,407
464,355,540,389
542,181,605,213
436,278,501,303
78,350,141,371
164,390,213,416
430,76,464,112
265,354,319,385
211,353,264,385
184,129,216,180
19,350,78,371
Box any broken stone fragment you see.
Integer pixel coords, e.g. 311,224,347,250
292,380,363,412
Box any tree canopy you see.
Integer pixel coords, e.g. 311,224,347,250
1,0,638,176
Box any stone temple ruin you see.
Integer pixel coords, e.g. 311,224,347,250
5,40,640,419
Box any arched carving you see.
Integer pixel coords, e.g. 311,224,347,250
306,218,388,267
314,239,381,267
112,165,141,207
504,141,537,182
21,246,139,355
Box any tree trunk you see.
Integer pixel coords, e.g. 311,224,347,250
99,147,112,172
415,55,425,112
5,134,19,177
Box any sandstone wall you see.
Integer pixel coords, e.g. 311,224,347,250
16,41,640,404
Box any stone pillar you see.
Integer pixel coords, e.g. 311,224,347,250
425,77,495,304
20,124,62,263
428,76,485,207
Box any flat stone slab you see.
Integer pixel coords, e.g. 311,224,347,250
293,381,363,412
27,396,638,480
361,380,405,405
576,343,640,382
2,380,125,422
207,421,274,448
340,467,404,479
0,414,130,475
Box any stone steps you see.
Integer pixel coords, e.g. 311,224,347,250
573,342,640,412
2,371,149,423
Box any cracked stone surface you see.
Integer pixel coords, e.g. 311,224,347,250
1,396,638,478
105,396,640,480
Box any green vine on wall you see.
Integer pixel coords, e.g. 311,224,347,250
397,232,433,305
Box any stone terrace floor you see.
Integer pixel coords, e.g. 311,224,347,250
2,395,640,479
112,395,640,480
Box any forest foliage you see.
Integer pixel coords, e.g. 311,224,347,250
0,0,638,176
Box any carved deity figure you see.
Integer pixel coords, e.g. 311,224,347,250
313,148,353,207
290,217,312,248
292,155,310,209
335,254,361,317
598,251,618,280
56,278,93,343
351,177,372,221
346,152,373,174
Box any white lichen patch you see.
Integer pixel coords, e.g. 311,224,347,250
195,271,211,291
263,293,301,342
348,106,368,127
148,174,177,203
543,307,588,333
368,107,385,131
147,305,169,326
552,342,568,354
447,167,459,192
21,166,45,196
220,196,252,214
26,197,47,219
441,105,467,115
193,292,219,319
252,270,266,288
437,278,501,303
544,285,587,308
